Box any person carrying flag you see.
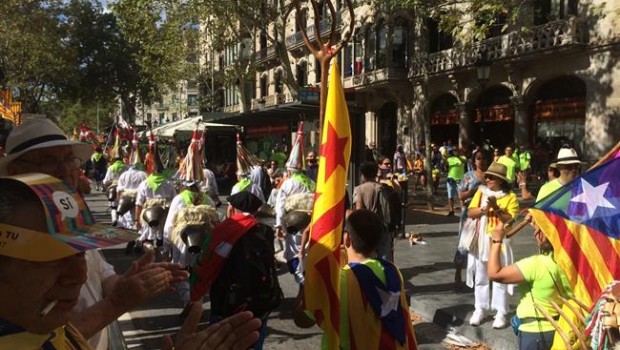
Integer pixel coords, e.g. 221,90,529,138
230,134,266,204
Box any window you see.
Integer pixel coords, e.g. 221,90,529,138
315,58,322,82
426,17,453,53
187,94,198,107
297,62,308,86
260,74,268,97
364,28,376,70
343,43,353,77
534,0,578,25
376,21,388,69
392,19,408,68
274,70,283,94
354,32,363,74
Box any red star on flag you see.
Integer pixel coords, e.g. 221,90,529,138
321,122,349,181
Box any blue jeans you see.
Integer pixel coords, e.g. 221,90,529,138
518,330,555,350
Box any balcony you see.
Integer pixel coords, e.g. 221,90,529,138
253,46,277,66
344,67,409,89
222,104,241,113
286,16,341,53
412,18,587,78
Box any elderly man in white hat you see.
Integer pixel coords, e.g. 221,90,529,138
0,118,186,350
536,147,585,202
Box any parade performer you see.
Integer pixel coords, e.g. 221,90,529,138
119,132,148,250
198,125,221,207
135,127,176,250
275,122,316,286
103,153,128,227
466,162,519,329
166,126,219,315
231,133,266,202
90,146,107,191
190,191,282,350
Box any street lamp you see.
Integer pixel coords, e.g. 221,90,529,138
475,49,491,145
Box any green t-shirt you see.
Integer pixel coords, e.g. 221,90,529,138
497,155,518,182
446,156,464,181
519,151,532,171
515,254,573,333
536,179,563,202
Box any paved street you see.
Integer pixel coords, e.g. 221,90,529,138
87,187,536,350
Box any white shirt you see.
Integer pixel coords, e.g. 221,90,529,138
202,168,219,197
136,178,177,239
75,250,116,350
275,173,313,228
231,181,266,203
103,164,128,186
117,168,148,192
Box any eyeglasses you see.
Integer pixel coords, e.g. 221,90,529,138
484,175,498,181
17,155,82,173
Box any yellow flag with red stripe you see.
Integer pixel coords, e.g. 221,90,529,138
305,60,351,348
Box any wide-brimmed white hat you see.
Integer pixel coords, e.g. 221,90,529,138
555,148,585,165
0,118,94,174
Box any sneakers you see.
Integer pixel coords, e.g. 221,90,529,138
469,310,485,326
492,313,508,329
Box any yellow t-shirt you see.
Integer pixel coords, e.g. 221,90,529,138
468,190,519,234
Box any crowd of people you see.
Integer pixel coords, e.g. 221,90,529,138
0,117,609,350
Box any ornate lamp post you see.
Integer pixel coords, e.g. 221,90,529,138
475,49,491,144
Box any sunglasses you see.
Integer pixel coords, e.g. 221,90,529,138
484,175,499,181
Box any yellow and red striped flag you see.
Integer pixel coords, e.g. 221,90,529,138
305,60,351,348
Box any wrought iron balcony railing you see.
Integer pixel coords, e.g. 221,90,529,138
411,18,587,78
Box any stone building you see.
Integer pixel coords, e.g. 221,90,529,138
201,0,620,168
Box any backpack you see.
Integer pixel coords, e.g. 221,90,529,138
378,184,402,232
210,223,283,318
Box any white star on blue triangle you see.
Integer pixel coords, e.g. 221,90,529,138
570,178,616,217
376,286,400,318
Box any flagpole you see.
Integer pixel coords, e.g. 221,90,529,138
506,141,620,238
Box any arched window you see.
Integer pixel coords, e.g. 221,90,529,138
392,18,408,68
364,27,376,70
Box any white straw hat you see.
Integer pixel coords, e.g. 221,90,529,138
0,118,94,174
555,148,585,165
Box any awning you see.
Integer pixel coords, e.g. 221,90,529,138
204,101,321,126
140,116,239,138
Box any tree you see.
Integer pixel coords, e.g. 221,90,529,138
111,0,200,119
0,0,75,113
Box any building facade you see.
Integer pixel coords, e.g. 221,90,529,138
201,0,620,167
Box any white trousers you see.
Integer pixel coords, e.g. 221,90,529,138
470,253,509,316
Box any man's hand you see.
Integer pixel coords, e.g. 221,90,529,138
161,303,261,350
105,250,188,313
275,227,285,239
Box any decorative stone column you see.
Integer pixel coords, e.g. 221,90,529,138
512,96,529,146
455,102,471,150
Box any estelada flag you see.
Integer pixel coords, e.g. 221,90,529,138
304,61,351,348
529,155,620,307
